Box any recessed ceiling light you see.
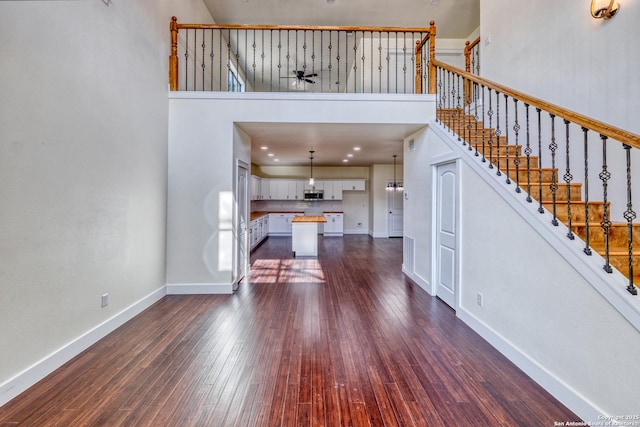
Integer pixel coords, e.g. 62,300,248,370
353,146,361,151
347,153,354,158
268,153,274,157
261,146,268,150
343,159,349,163
274,158,280,162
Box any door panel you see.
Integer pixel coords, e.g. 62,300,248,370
387,188,404,237
435,162,457,309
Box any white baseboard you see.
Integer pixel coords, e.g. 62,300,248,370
343,229,368,235
166,282,234,294
370,232,388,238
456,307,604,422
0,286,166,407
402,267,434,295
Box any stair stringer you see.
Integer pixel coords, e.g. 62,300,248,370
429,121,640,420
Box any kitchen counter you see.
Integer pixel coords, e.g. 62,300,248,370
292,215,327,223
291,215,326,257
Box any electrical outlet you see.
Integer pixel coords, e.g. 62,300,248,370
101,293,109,308
357,222,362,227
476,292,483,306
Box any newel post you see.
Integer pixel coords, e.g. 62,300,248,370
428,20,437,94
464,40,471,105
169,16,179,91
415,39,422,94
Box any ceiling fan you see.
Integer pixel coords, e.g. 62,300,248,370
281,70,318,84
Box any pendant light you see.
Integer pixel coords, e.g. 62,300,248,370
386,154,403,192
308,150,315,186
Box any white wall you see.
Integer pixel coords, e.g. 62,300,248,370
167,92,433,291
480,0,640,135
369,164,405,237
0,0,214,405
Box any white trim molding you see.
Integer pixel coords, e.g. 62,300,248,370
166,282,234,295
0,287,166,407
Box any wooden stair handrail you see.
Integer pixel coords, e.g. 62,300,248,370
414,21,436,95
464,36,480,74
433,58,640,149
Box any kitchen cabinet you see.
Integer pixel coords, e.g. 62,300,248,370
342,179,366,191
271,180,288,200
269,213,297,235
287,180,304,200
323,213,344,236
322,181,343,200
251,176,262,200
250,214,269,250
260,179,271,200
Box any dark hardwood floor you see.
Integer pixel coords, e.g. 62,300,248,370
0,235,579,426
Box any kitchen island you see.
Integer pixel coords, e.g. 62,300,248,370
291,215,327,257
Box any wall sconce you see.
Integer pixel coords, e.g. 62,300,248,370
591,0,619,19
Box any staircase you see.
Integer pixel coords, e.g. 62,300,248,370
437,108,640,290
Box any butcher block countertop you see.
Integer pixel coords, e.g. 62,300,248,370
292,215,327,223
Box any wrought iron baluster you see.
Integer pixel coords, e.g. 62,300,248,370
599,135,613,273
329,31,333,92
504,94,511,183
185,29,189,90
261,30,265,91
512,99,520,190
226,31,232,91
473,86,480,156
311,30,316,92
320,31,324,92
209,30,214,91
336,31,341,92
201,30,206,91
487,88,494,169
302,31,307,91
436,67,443,122
524,104,532,202
270,30,273,92
362,31,366,93
582,127,592,255
277,31,282,92
481,85,486,163
495,91,502,176
564,120,574,239
353,31,358,93
386,32,390,94
378,32,382,93
623,144,638,295
455,75,462,142
252,29,256,90
536,108,544,214
286,30,290,92
549,114,559,226
219,30,223,91
403,33,407,94
194,29,197,90
466,78,473,151
239,29,243,90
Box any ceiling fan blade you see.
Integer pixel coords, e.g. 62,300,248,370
304,79,316,84
305,73,318,78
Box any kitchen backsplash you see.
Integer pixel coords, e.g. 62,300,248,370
252,200,343,213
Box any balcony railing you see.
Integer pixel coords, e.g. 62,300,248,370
434,58,640,295
168,17,436,94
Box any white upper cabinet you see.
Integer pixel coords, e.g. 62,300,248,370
342,179,366,191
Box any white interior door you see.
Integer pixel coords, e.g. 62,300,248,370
435,162,458,309
235,162,249,290
387,187,404,237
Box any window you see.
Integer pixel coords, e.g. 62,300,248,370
228,65,244,93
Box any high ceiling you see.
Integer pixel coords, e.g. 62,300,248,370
203,0,480,166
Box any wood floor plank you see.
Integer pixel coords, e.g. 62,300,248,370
0,235,581,426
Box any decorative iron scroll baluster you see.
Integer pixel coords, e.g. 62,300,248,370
394,33,398,93
495,91,502,176
185,29,189,90
564,120,574,239
209,30,214,91
549,114,559,226
466,79,473,151
277,32,282,91
436,68,443,122
599,135,613,273
487,88,494,169
481,85,486,162
193,29,197,89
504,94,510,183
370,32,374,93
353,32,358,93
336,32,341,93
456,75,462,142
622,144,638,295
311,31,315,92
386,33,390,94
473,88,480,156
403,35,407,94
320,32,324,92
329,31,334,92
512,99,520,190
582,127,592,256
238,29,242,90
377,33,381,93
252,30,256,90
261,31,265,91
536,108,544,214
201,33,205,90
286,31,291,92
524,104,532,202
